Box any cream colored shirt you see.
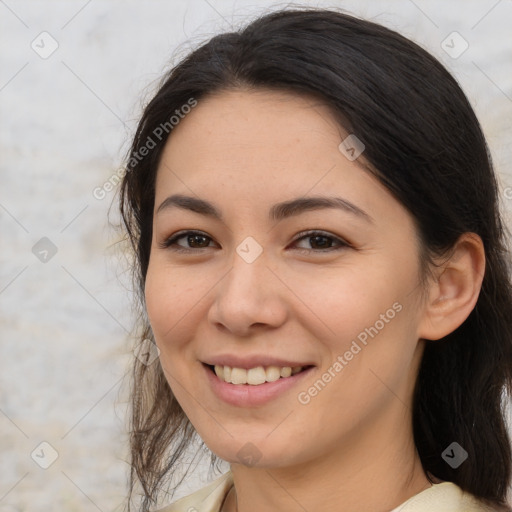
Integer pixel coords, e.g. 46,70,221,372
156,470,499,512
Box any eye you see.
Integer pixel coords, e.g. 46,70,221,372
290,230,350,254
158,230,216,253
158,229,351,254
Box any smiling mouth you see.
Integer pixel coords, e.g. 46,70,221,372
205,363,313,385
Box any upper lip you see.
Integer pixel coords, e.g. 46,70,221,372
203,355,315,369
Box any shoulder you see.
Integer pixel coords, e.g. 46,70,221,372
391,481,505,512
155,471,234,512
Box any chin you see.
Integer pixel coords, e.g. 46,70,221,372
203,433,308,469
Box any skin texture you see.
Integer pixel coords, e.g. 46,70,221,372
144,89,485,512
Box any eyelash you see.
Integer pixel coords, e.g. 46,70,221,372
158,229,350,254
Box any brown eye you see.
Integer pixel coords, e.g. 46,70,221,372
185,233,210,248
159,231,215,252
308,235,334,249
292,230,350,253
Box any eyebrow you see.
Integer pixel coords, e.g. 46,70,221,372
156,194,373,223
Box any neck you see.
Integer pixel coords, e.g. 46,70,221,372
225,407,430,512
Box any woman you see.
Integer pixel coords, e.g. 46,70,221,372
119,6,512,512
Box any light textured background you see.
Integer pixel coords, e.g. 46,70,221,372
1,1,511,511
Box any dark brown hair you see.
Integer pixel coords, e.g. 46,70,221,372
118,6,512,511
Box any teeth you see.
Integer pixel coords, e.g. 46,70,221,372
247,366,266,385
213,364,305,385
214,365,224,380
230,367,247,385
265,366,281,382
280,366,292,378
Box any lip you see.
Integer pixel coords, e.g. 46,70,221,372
203,354,315,369
202,362,316,407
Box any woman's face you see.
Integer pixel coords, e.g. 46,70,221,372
145,88,429,468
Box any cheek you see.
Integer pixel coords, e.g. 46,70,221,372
294,255,421,395
286,258,409,344
318,279,420,410
144,262,194,351
144,263,204,412
144,264,168,333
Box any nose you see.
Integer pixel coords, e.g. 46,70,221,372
207,250,288,337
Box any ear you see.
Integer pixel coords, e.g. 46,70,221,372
418,233,485,341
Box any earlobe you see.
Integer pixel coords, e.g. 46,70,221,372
418,233,485,341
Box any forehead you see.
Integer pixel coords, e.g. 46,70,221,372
168,89,340,147
156,89,356,187
153,88,402,227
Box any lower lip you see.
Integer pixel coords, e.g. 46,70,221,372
203,363,315,407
